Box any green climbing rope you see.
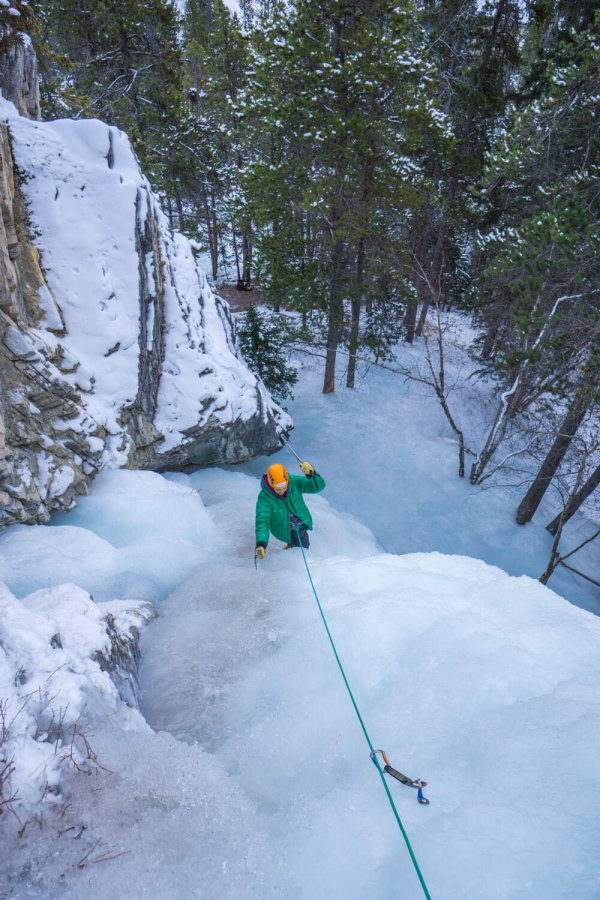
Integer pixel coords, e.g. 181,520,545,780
296,534,432,900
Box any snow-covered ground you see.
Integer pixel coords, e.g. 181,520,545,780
1,348,600,898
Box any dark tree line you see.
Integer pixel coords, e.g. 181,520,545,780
26,0,600,572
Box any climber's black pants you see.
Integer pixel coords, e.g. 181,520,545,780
290,524,310,549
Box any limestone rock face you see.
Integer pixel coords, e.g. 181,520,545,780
0,59,289,529
0,123,102,526
0,30,40,120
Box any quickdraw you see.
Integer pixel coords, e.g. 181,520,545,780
370,750,430,805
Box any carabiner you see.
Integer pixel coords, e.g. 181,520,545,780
370,749,430,804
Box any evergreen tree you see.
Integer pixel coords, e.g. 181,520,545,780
407,0,523,341
180,0,251,275
38,0,186,194
237,305,298,403
469,8,600,483
1,0,35,41
241,0,447,393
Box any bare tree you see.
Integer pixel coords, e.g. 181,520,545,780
546,456,600,536
515,385,592,524
407,255,471,476
539,433,600,584
0,699,19,818
470,292,585,485
540,522,600,586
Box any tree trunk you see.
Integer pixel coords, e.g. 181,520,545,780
211,192,220,278
200,189,219,281
323,327,338,393
539,529,562,585
481,320,499,359
322,239,345,394
546,461,600,535
166,196,175,230
470,292,576,484
469,375,525,483
175,190,185,232
242,230,252,285
203,183,219,280
347,237,365,389
404,299,418,344
415,302,430,338
230,219,241,282
515,388,590,524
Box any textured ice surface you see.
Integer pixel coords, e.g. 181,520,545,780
3,467,598,898
2,345,600,898
0,470,218,602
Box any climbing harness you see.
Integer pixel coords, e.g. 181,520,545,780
371,750,430,805
294,526,432,900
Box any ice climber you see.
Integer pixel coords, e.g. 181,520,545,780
255,461,325,558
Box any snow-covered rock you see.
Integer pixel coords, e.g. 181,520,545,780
0,94,289,527
0,580,152,816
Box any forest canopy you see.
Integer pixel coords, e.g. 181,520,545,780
20,0,600,563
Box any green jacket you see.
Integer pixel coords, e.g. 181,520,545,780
255,472,326,546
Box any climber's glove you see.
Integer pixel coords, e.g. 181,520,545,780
299,460,315,476
255,546,266,559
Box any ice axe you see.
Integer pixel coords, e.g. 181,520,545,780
282,437,303,465
282,437,318,479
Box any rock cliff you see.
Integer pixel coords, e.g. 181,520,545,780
0,27,39,120
0,36,289,529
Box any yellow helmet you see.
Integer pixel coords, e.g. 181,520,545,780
267,463,289,488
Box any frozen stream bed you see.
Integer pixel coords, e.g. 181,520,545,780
1,349,600,898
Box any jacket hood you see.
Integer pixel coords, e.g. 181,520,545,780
262,473,288,498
